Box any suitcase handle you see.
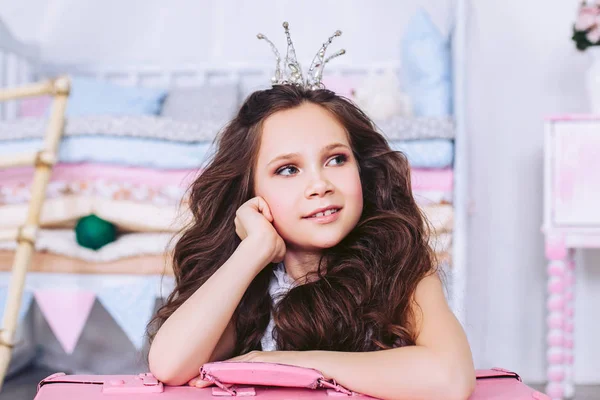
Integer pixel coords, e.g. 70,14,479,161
200,362,353,396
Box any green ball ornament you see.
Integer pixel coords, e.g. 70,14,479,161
75,214,117,250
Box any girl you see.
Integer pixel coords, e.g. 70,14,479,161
147,84,475,400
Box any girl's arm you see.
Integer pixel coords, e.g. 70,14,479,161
148,238,270,386
233,273,476,400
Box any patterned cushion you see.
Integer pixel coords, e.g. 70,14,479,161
0,115,454,143
376,116,454,140
160,84,238,127
0,116,221,142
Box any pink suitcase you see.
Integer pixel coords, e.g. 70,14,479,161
33,362,550,399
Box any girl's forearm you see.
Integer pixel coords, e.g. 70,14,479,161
302,347,475,400
149,239,269,385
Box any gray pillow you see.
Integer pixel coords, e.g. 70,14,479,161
161,84,239,127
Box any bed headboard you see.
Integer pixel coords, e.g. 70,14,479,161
38,61,400,89
0,19,41,119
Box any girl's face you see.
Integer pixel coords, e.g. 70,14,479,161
254,102,363,251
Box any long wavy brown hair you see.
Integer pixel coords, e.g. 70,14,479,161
148,84,436,354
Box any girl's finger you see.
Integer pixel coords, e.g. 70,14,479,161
189,375,214,388
254,197,273,222
194,379,214,388
225,355,243,362
225,353,248,362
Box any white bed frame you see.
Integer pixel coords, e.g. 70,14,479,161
452,0,469,331
0,3,469,327
0,22,40,120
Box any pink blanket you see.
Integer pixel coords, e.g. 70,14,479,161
0,163,199,188
0,163,453,192
411,168,453,191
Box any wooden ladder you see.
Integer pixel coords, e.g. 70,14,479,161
0,76,70,390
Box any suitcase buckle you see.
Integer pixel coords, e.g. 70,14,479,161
319,378,354,396
211,386,257,397
203,373,256,396
102,373,164,394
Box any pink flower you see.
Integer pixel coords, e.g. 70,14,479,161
589,27,600,43
576,7,598,30
576,6,600,43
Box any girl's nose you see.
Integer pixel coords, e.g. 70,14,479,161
305,175,335,198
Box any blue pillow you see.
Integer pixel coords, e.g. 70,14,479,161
401,8,452,117
63,77,167,116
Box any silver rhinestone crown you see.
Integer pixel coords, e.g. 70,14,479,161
257,21,346,90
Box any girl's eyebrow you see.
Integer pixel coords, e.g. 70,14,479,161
266,143,350,167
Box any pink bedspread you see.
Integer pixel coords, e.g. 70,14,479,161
411,168,453,191
0,163,199,188
0,164,453,192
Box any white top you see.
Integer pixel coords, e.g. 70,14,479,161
260,263,296,351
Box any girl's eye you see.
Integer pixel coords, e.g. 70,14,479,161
327,154,348,166
275,155,347,176
276,165,299,176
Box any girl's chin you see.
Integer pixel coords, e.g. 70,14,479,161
283,237,344,252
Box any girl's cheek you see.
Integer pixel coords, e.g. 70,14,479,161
270,201,295,233
341,171,362,197
266,198,286,222
349,177,364,211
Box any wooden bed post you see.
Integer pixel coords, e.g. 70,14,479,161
0,76,70,390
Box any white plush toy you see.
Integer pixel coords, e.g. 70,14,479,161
353,70,413,120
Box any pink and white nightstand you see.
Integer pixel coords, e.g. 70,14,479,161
543,115,600,400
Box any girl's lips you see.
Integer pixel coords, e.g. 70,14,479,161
303,208,341,224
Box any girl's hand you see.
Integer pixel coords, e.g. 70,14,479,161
235,196,286,265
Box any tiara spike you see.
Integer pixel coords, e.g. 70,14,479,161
323,49,346,66
257,22,346,90
307,29,344,90
257,33,282,84
281,21,304,85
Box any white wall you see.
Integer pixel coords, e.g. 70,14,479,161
0,0,48,44
0,0,423,67
465,0,600,384
1,0,599,385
